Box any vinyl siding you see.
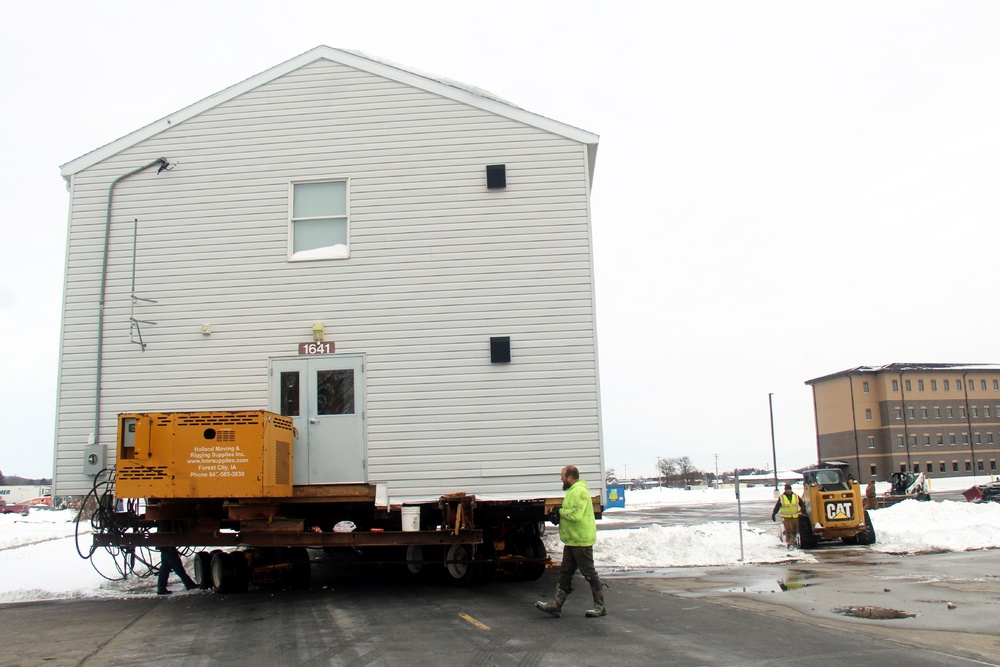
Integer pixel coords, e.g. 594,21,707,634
55,57,602,497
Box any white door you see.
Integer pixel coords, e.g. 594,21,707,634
268,354,366,484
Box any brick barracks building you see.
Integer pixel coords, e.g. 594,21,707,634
806,363,1000,482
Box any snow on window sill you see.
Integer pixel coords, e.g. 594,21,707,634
289,245,349,261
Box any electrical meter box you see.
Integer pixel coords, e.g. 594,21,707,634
115,411,294,499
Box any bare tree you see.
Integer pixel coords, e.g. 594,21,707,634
656,458,677,486
605,468,618,485
672,456,701,486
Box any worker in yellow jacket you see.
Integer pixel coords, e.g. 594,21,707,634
535,465,606,618
771,483,802,549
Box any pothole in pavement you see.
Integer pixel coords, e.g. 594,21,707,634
834,606,916,619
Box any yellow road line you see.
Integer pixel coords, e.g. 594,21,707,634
459,613,490,631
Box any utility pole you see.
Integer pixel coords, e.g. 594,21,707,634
769,393,779,493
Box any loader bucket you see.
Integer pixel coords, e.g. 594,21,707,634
962,486,983,503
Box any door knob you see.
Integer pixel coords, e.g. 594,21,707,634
309,418,318,424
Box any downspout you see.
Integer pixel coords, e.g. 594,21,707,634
93,158,170,448
848,375,862,481
962,372,977,480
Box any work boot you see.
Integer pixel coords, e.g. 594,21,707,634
535,586,569,617
157,589,172,596
585,580,607,617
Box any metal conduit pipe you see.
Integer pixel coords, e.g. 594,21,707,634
92,158,170,450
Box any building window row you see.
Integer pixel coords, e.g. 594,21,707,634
900,460,997,474
892,405,996,420
871,460,998,476
894,432,995,446
891,378,1000,393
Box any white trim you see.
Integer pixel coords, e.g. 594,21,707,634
60,45,599,179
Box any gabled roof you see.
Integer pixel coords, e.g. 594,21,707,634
60,45,599,181
805,363,1000,385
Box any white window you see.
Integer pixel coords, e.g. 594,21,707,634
862,381,870,393
865,408,872,421
867,436,875,448
289,179,349,260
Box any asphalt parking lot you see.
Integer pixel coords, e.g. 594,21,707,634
0,546,997,667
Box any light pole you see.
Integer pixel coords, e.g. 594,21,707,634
769,392,779,493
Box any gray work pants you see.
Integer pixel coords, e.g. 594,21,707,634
558,544,601,592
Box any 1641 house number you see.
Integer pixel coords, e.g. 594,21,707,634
298,341,335,355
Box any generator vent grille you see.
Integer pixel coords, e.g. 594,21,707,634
175,413,260,427
118,466,169,481
275,440,291,485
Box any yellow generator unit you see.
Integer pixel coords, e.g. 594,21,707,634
116,411,294,499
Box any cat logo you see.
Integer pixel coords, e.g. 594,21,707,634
825,501,854,521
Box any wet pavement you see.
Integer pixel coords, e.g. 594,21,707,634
627,547,1000,660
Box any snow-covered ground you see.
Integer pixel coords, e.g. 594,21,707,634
1,476,998,604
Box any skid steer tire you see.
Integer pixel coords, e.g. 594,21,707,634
796,515,817,549
856,510,877,545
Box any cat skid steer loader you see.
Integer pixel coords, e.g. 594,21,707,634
796,462,876,549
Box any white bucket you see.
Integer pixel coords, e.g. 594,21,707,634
401,506,420,532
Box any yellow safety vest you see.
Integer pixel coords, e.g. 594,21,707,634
779,493,800,519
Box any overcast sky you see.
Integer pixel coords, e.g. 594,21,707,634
2,1,999,480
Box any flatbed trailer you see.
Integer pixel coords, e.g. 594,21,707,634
85,411,598,592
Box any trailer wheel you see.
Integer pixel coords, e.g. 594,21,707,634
519,536,547,581
403,544,440,581
211,551,236,593
193,551,214,589
230,551,251,593
444,544,480,585
497,539,525,580
856,510,877,545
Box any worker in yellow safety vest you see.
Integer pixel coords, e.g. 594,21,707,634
770,483,802,549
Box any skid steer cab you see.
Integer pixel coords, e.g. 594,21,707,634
796,463,876,549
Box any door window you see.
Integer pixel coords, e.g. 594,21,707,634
280,372,300,416
317,370,355,415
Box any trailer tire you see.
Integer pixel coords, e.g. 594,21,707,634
497,539,525,580
211,551,236,593
444,544,481,585
519,536,547,581
406,544,443,581
231,551,251,593
193,551,214,589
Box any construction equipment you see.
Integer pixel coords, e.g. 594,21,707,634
877,471,931,507
796,462,875,549
962,480,1000,504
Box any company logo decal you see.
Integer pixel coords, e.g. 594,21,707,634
825,501,855,521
